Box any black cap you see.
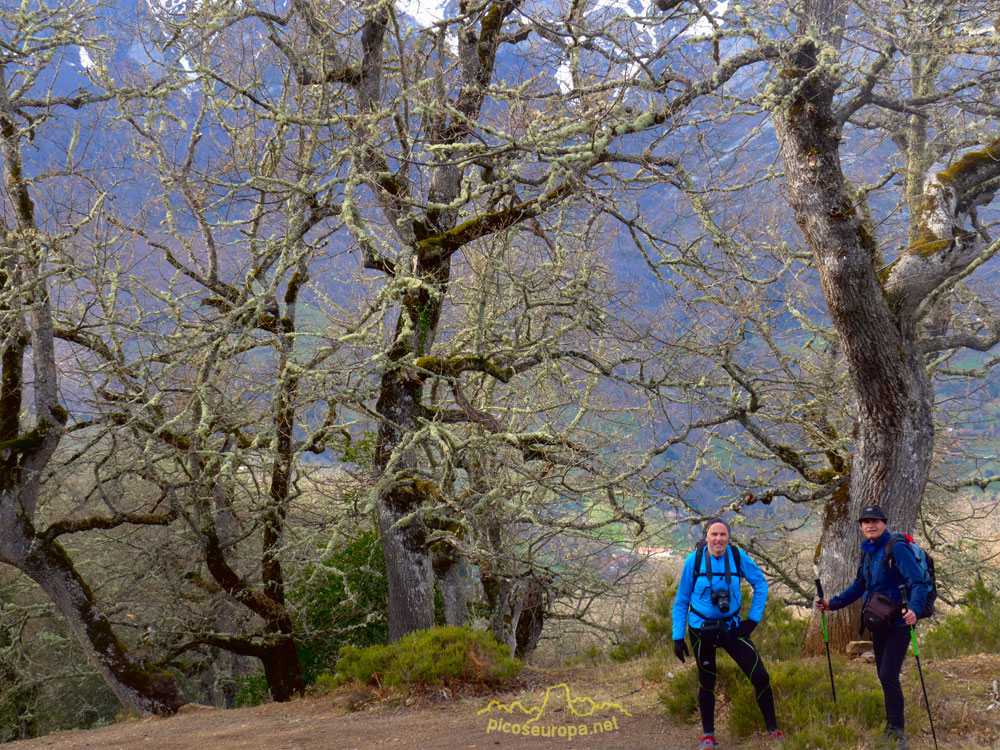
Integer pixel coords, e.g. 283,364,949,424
857,505,887,522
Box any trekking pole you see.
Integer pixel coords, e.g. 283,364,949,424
899,586,938,750
815,578,837,703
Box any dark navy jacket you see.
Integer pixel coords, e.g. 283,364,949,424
829,529,929,623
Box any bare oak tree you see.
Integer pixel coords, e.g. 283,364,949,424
0,1,185,714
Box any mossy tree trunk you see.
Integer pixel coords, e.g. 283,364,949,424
374,311,441,640
1,506,186,715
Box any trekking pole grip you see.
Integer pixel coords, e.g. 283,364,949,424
815,578,824,600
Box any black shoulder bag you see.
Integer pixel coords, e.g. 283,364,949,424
861,592,900,632
858,546,901,633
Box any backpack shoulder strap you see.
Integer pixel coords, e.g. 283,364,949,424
883,534,907,570
691,543,742,589
860,546,875,584
885,533,906,554
692,541,707,581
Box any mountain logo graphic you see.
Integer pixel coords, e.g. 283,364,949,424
478,683,630,739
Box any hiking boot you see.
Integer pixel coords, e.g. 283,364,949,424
698,735,717,749
769,729,784,742
881,726,909,750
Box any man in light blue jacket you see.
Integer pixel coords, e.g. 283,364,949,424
672,518,781,749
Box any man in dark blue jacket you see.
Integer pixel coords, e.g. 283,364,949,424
815,505,929,750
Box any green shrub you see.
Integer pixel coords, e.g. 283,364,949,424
566,642,607,667
289,529,389,684
752,592,809,662
334,626,522,689
658,662,701,721
727,659,884,738
780,723,863,750
309,672,340,694
922,577,1000,659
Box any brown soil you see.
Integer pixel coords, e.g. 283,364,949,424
2,699,692,750
6,664,697,750
5,657,998,750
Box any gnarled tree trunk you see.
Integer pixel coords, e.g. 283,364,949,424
432,539,468,627
321,0,526,641
0,506,186,715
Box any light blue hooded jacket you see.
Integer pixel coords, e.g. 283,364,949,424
671,544,768,641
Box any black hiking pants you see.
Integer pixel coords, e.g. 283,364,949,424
873,625,910,729
689,626,777,735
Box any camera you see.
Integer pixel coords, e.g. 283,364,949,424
711,587,731,613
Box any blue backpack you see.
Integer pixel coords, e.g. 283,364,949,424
865,533,937,618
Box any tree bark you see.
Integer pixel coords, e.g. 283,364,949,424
803,598,863,658
774,49,932,574
374,363,438,640
199,514,304,700
256,263,307,700
803,481,867,654
258,636,304,703
433,544,468,627
351,0,523,641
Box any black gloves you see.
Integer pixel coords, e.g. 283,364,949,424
673,639,690,662
735,619,759,638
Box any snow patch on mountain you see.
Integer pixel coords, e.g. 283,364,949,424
179,55,197,79
556,60,573,94
396,0,449,29
78,47,95,69
148,0,201,16
395,0,461,54
129,0,722,98
683,0,728,37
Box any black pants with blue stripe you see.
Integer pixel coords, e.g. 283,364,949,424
689,626,777,735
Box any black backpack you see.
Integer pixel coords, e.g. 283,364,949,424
862,533,937,618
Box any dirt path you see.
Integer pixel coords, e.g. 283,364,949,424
7,656,996,750
5,685,698,750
